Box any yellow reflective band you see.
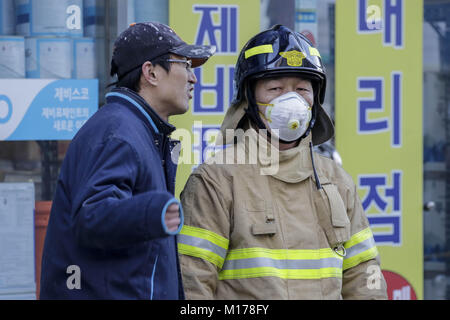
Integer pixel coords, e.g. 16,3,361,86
178,243,225,268
180,225,229,250
309,47,321,57
342,227,379,270
218,247,343,280
219,267,342,280
244,44,273,59
226,247,340,261
344,227,373,249
343,247,379,271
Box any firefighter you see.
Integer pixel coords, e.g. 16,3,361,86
178,25,387,299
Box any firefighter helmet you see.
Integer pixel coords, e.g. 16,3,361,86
232,24,333,145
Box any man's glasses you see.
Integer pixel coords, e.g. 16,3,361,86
166,59,192,71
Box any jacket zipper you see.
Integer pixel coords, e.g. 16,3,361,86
160,136,172,191
150,254,159,300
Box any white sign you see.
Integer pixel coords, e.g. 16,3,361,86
0,183,36,300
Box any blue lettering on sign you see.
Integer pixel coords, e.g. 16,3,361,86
357,0,403,48
193,65,235,114
193,66,224,114
194,5,238,54
358,0,382,33
357,78,388,133
0,95,13,124
192,124,221,166
391,72,402,147
384,0,403,48
4,79,98,141
360,171,401,212
359,171,402,245
192,5,238,114
368,216,401,245
357,73,402,147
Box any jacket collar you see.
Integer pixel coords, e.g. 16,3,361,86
105,87,176,136
241,127,314,183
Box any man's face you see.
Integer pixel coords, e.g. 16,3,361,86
254,76,314,129
157,54,197,116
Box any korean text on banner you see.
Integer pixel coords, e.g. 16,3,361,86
0,79,98,141
169,0,260,198
335,0,423,299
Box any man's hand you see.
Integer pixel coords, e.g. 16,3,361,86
164,203,181,232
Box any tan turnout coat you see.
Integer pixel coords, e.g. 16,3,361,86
178,104,387,300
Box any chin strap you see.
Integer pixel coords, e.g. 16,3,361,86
245,84,268,131
300,81,321,141
309,140,322,190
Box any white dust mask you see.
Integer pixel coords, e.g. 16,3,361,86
258,91,312,142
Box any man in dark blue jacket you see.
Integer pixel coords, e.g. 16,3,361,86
39,22,215,299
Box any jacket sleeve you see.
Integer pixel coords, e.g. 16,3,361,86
341,182,388,300
71,137,181,250
177,166,232,300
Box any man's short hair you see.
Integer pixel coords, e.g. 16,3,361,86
114,54,171,92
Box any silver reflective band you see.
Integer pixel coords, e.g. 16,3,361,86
345,236,376,259
222,256,343,271
178,234,227,259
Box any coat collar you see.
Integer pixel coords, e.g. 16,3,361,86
241,127,314,183
105,87,176,136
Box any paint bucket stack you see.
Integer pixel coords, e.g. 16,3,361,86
0,0,98,79
15,0,84,37
0,0,15,35
0,36,25,78
82,0,104,81
24,37,72,78
72,37,95,79
132,0,168,24
0,0,24,78
83,0,104,38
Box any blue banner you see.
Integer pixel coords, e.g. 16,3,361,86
0,79,98,140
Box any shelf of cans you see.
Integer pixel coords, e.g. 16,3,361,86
0,0,104,79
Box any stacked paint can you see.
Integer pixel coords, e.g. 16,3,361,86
0,0,98,79
0,0,15,35
15,0,84,37
24,36,95,79
83,0,104,38
72,37,95,79
0,0,25,78
0,36,25,78
133,0,168,24
82,0,104,82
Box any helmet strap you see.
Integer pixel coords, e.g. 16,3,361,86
245,83,270,131
300,80,320,141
